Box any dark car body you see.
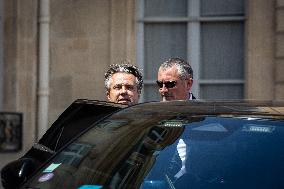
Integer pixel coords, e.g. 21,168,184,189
3,99,284,189
1,100,125,189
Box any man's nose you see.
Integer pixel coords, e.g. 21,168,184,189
159,85,168,92
120,86,128,94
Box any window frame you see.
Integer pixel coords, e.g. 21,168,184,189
136,0,245,102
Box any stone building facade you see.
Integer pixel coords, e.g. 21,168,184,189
0,0,283,188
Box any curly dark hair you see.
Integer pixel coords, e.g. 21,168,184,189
104,62,143,94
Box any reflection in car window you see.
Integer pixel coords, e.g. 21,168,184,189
142,117,284,189
22,116,284,189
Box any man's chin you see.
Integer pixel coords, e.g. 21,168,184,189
162,96,174,101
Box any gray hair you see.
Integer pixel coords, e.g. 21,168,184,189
104,63,143,94
159,57,193,80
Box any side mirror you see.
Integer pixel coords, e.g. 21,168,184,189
1,158,37,189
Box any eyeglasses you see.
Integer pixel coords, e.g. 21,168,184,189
156,80,177,89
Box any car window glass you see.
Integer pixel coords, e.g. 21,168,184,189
142,117,284,189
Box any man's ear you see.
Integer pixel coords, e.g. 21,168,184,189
187,78,193,89
106,91,111,101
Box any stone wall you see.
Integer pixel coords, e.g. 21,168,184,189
246,0,284,100
245,0,275,100
48,0,136,125
1,1,38,188
275,0,284,100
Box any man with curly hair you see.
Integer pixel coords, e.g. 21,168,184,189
104,62,143,106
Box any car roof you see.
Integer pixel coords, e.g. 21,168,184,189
120,100,284,118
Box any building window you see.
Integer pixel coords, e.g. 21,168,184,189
136,0,245,101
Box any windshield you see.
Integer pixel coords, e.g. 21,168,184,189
22,115,284,189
